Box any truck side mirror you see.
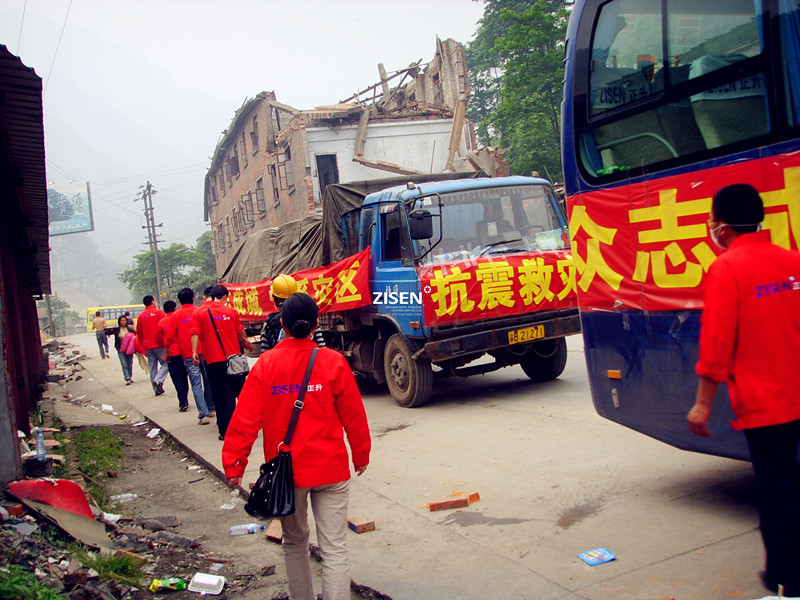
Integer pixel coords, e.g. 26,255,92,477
408,210,433,240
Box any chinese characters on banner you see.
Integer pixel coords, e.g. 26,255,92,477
418,251,578,326
568,152,800,312
225,248,372,321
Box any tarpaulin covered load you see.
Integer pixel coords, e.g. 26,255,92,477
219,214,322,284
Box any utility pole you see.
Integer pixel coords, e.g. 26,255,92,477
136,181,164,302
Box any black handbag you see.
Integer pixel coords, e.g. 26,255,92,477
244,347,319,519
208,308,250,392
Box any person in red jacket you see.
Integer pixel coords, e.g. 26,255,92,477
156,301,189,413
687,183,800,596
136,295,169,396
168,288,215,424
191,285,251,440
223,293,370,600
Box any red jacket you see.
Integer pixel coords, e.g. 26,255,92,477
168,303,202,359
157,314,180,358
191,301,243,364
136,305,165,351
696,232,800,429
222,338,371,488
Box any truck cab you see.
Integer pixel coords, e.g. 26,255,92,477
323,176,581,406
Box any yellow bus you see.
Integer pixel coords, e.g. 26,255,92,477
84,305,146,332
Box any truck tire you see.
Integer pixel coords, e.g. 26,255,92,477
384,334,433,408
519,337,567,383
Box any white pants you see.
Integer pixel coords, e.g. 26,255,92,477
281,480,350,600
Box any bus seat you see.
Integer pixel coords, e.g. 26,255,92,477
689,55,768,149
655,65,706,156
590,67,675,169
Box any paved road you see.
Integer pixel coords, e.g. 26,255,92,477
61,333,774,600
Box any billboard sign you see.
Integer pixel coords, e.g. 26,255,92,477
48,181,94,236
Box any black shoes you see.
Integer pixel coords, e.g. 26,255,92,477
155,382,165,396
179,405,189,412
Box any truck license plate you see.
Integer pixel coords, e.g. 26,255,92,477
508,324,545,345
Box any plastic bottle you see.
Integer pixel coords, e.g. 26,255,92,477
34,428,45,462
229,523,265,536
110,493,138,503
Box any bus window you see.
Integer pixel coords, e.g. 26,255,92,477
582,0,769,177
590,0,663,116
781,0,800,127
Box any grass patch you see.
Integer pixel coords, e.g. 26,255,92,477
73,428,124,511
0,565,67,600
72,545,145,587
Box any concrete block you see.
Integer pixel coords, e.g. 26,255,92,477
265,519,282,543
347,515,375,533
427,496,469,511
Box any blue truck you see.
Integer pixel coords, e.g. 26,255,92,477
226,174,581,407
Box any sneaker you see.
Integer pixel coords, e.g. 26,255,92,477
198,417,210,425
218,434,225,441
179,405,189,412
155,382,165,396
207,411,216,418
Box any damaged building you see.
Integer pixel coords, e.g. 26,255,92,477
204,37,507,274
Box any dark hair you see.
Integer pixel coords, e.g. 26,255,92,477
211,285,228,300
95,311,101,316
143,295,155,307
178,287,195,305
163,300,177,313
712,184,764,234
203,286,214,297
118,314,128,327
280,293,319,339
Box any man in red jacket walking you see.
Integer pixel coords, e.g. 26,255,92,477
168,287,215,424
157,301,189,412
191,285,251,440
136,295,169,396
687,184,800,596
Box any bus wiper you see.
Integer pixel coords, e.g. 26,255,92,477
477,238,522,257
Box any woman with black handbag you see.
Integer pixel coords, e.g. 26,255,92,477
222,293,371,600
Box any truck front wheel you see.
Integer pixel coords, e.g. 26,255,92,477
384,334,433,408
519,337,567,383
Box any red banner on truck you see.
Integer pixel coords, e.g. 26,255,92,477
225,248,372,321
418,251,578,326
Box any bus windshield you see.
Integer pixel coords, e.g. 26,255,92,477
413,184,569,264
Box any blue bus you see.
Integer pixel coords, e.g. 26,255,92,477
561,0,800,459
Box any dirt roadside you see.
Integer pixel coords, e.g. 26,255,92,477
24,352,379,600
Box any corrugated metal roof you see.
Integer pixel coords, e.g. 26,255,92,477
0,45,50,296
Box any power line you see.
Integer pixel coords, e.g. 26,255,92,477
43,0,73,95
16,0,27,54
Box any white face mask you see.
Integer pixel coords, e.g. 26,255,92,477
709,223,726,249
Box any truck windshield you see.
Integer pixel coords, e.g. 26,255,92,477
413,184,569,264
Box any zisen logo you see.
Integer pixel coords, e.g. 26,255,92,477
372,291,422,305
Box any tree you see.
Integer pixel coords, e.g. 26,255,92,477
467,0,570,182
119,231,217,303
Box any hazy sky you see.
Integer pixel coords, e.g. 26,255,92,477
0,0,485,291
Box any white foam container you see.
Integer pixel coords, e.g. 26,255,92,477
188,573,225,595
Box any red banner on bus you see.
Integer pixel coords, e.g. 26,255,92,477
225,248,372,321
567,151,800,312
418,251,578,326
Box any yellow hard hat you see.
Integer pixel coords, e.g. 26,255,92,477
270,274,298,301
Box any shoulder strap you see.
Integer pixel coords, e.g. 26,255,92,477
283,346,319,446
208,308,226,355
